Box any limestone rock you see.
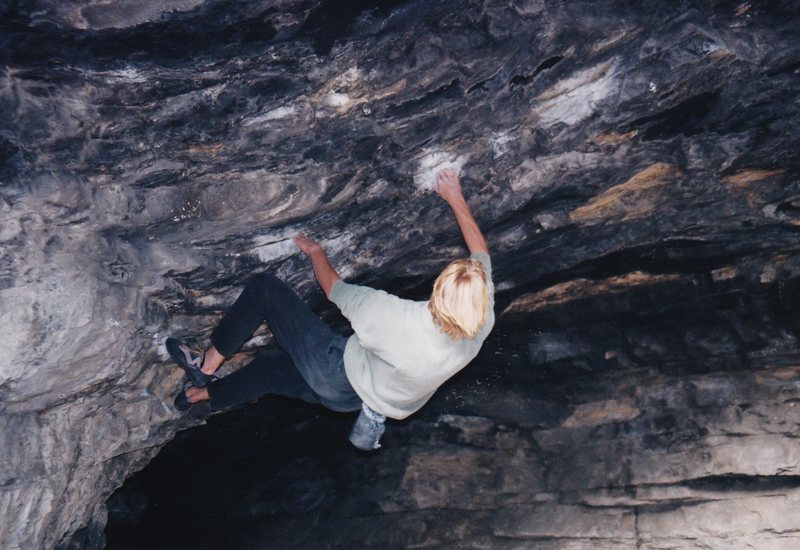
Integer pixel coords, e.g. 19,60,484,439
0,0,799,548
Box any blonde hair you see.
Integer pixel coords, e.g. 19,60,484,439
428,258,488,340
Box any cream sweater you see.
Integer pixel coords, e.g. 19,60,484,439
330,253,495,419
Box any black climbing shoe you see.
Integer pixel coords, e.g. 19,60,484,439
166,337,215,387
174,383,194,412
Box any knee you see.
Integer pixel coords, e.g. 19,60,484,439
246,272,281,294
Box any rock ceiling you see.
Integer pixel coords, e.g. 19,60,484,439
1,0,799,547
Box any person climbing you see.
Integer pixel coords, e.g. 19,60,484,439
166,168,495,450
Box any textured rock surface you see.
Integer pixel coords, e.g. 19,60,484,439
1,0,800,548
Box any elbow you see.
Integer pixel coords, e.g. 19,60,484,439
472,238,489,255
325,276,342,300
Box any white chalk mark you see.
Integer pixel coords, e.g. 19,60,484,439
323,91,351,108
412,150,469,191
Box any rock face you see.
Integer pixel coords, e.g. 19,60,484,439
1,0,799,548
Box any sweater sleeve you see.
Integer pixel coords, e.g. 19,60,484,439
470,252,492,280
470,252,495,304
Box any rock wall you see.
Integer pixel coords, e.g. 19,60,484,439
1,0,799,548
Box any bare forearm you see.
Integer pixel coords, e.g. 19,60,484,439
448,195,488,254
309,250,340,298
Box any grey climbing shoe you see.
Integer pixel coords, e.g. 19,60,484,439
166,337,215,388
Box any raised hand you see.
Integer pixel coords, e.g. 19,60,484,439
433,168,488,254
433,168,464,205
293,233,324,256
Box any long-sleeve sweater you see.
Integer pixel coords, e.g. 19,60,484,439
329,253,495,419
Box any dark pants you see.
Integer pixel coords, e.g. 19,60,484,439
206,273,361,413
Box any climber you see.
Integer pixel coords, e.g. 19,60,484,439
166,168,494,450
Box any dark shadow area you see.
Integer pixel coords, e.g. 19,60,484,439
297,0,412,56
105,397,362,549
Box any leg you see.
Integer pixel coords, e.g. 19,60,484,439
204,349,322,410
200,345,225,376
210,273,358,409
194,274,288,376
208,273,306,358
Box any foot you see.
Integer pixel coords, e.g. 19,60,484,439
173,383,194,411
166,337,216,387
173,384,210,412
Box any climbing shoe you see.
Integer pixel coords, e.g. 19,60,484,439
173,383,194,412
166,337,215,387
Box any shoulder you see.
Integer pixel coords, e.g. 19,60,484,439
469,252,493,281
330,280,408,311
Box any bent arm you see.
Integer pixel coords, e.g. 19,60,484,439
293,234,340,298
434,169,488,254
308,249,340,298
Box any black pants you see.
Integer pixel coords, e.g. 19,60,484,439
205,273,361,413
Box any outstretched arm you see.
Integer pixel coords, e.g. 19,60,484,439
293,234,340,298
433,168,488,254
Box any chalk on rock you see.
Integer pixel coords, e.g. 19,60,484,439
412,150,469,191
